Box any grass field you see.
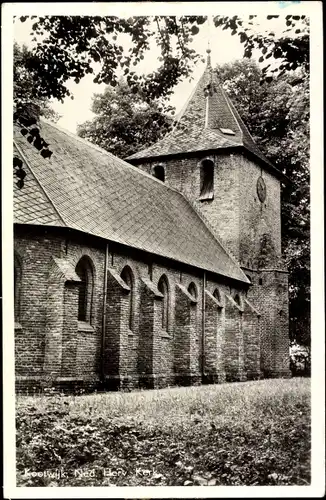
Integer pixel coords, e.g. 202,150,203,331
16,378,310,486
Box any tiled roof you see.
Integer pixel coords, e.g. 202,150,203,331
14,144,64,227
127,61,281,178
13,120,249,284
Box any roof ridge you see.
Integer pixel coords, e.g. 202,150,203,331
40,119,185,195
226,99,271,157
226,97,255,144
13,139,67,227
226,101,278,170
173,68,207,128
219,84,244,139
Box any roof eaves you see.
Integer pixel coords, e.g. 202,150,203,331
241,145,290,184
14,222,250,285
127,143,290,184
127,144,243,164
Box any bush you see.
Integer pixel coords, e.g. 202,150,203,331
290,343,311,376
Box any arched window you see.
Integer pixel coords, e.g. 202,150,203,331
14,254,22,322
120,266,134,331
158,275,169,330
200,158,214,200
153,164,165,182
234,293,241,307
75,256,94,323
213,288,221,302
188,282,198,300
188,282,198,332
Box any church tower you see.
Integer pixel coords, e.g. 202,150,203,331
127,52,290,378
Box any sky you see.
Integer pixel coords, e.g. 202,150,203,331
12,5,309,134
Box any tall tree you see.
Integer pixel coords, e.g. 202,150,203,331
217,59,310,347
13,43,61,187
14,42,61,122
77,79,173,158
214,14,309,82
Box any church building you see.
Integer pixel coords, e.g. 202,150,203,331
13,54,291,392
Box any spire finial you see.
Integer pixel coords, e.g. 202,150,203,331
206,46,211,67
206,16,212,67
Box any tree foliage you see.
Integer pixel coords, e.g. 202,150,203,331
13,15,205,183
13,43,61,187
214,14,309,82
77,79,173,158
14,42,61,122
217,59,310,347
15,16,206,105
15,14,308,107
13,14,309,169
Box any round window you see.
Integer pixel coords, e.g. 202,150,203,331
257,176,267,203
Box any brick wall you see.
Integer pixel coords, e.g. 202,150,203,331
15,226,105,391
103,268,122,384
14,223,287,393
224,295,246,382
14,229,63,380
238,155,282,269
134,151,290,381
136,155,240,260
246,269,290,378
242,298,262,380
135,152,282,268
204,290,225,383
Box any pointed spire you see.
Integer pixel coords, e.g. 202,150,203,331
204,44,213,127
127,57,282,179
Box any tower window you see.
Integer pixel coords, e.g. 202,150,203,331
120,265,135,331
152,164,165,182
75,256,94,323
158,274,169,331
259,278,263,286
199,158,214,200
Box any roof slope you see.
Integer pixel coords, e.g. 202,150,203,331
14,120,249,283
127,57,280,177
14,143,64,227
